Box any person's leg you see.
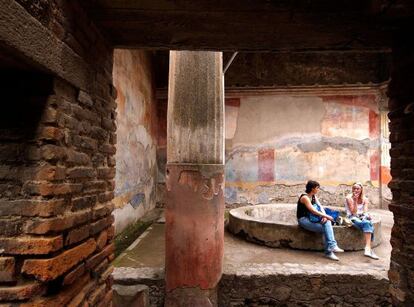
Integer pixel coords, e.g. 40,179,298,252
298,217,338,255
322,220,338,252
364,233,372,249
351,218,378,259
352,218,374,247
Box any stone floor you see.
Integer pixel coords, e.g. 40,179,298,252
112,208,393,306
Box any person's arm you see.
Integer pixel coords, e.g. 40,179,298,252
314,196,326,213
346,197,356,215
301,195,333,221
363,197,369,214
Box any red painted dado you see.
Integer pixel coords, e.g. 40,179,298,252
321,95,377,110
165,164,224,291
258,149,275,182
380,166,392,185
369,110,380,138
225,97,241,107
370,151,380,181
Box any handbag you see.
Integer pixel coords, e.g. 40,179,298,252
309,202,322,223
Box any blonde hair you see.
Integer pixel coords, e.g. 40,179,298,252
352,182,365,203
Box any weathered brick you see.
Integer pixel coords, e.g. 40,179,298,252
41,144,67,161
72,105,98,124
24,182,82,196
101,118,116,131
58,113,79,130
0,144,22,161
36,126,64,142
97,167,115,179
90,126,107,140
65,224,90,246
0,199,66,217
92,203,114,221
67,167,96,179
0,217,24,236
85,243,114,270
78,90,94,107
0,235,63,254
72,195,97,211
96,230,108,251
32,165,66,181
0,164,64,182
0,257,15,282
92,259,109,278
22,238,96,281
73,135,97,151
0,282,44,301
97,289,113,307
98,191,114,203
109,132,117,145
107,225,115,241
21,274,91,307
87,284,106,306
84,180,107,194
90,215,114,236
67,150,90,166
99,266,114,284
99,144,116,155
108,156,116,167
24,210,92,234
63,263,85,286
107,180,115,191
41,107,58,124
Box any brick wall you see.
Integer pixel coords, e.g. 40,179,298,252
0,1,116,305
387,40,414,305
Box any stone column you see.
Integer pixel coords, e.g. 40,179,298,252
165,51,224,306
387,31,414,305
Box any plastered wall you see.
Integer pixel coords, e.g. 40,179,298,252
224,91,391,208
112,50,158,234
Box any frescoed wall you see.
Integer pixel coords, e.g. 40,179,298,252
112,50,158,234
225,89,391,208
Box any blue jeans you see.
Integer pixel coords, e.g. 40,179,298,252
298,217,338,253
351,217,374,241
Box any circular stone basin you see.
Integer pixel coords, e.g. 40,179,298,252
228,203,382,251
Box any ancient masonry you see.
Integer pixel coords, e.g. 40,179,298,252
0,1,116,305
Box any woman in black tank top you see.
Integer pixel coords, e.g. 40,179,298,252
296,180,344,261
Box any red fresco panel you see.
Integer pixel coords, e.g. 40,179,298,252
258,148,275,182
369,110,380,138
225,98,240,107
370,151,380,181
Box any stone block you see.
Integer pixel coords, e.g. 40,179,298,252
112,284,149,307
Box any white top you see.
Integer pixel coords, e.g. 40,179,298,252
345,200,364,217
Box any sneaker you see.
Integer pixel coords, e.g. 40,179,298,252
325,252,339,261
364,249,379,260
331,246,344,253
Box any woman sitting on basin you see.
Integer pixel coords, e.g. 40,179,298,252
345,182,379,260
297,180,344,261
